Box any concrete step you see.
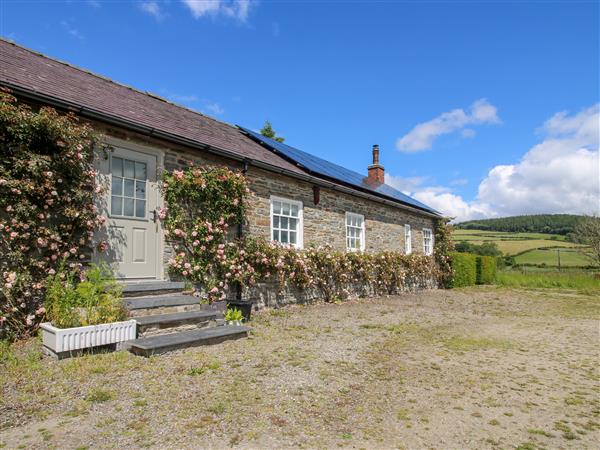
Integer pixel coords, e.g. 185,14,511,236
135,310,218,336
121,281,186,298
129,325,250,357
125,294,201,317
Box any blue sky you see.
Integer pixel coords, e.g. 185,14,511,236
2,0,599,220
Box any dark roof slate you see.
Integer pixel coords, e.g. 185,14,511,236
0,39,304,175
0,39,439,216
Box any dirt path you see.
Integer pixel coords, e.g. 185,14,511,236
1,287,598,449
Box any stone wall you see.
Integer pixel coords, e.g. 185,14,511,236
96,125,436,281
245,166,435,253
242,276,437,310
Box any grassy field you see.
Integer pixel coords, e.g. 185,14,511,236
1,288,599,449
496,270,600,293
453,229,570,242
452,229,596,268
514,248,595,267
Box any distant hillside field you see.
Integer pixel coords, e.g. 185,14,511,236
452,229,596,268
514,248,595,267
455,214,583,235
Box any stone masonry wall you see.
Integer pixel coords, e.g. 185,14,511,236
245,166,435,253
98,126,436,283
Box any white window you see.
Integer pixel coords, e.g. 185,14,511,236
404,224,412,254
111,156,147,219
346,212,365,251
270,197,303,248
423,228,434,255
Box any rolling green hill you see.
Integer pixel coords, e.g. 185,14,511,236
455,214,584,235
452,229,597,269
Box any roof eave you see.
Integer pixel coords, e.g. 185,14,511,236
1,82,442,220
238,127,443,218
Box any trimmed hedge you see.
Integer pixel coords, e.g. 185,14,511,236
450,253,498,287
476,256,497,285
449,252,477,287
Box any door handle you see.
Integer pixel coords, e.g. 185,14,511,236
152,209,158,223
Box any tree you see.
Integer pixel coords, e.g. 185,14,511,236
260,121,285,143
573,216,600,264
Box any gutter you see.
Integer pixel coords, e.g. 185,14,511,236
2,82,442,219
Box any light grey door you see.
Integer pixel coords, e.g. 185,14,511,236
96,146,160,280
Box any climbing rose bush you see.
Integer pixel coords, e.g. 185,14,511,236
162,165,249,303
0,91,107,340
162,165,445,303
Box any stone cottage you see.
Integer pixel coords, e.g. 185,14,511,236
0,39,441,285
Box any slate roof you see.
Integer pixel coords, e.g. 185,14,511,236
240,127,440,215
0,39,439,217
0,39,304,175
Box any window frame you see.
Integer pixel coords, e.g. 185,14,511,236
109,155,149,221
269,196,304,249
345,212,365,252
404,224,412,255
423,227,434,255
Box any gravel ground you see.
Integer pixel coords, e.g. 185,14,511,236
1,286,599,449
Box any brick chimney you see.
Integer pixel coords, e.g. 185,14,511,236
367,144,385,184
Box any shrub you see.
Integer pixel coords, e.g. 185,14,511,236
161,165,443,303
44,264,126,328
434,219,454,288
455,241,502,257
476,256,497,285
449,252,477,287
0,91,107,340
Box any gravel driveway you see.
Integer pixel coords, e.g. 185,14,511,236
1,286,598,449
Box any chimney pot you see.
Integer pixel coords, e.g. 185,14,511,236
372,144,380,165
367,144,385,184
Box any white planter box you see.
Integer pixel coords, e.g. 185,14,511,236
40,320,137,359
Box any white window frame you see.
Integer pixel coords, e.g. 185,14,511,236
270,196,303,249
405,224,412,255
345,212,365,252
423,228,434,255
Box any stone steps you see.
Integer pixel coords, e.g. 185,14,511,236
135,310,218,337
121,281,186,298
125,294,204,317
129,325,250,357
120,283,248,356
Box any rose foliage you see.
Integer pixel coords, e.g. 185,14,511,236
162,165,448,303
0,92,106,340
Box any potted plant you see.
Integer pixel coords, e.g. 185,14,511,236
226,299,252,322
224,307,244,326
40,264,136,359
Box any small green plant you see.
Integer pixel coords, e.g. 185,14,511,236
85,388,114,403
224,307,243,323
44,263,127,328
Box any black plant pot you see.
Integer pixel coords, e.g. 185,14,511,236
227,301,252,322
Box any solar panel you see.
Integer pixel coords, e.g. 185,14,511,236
239,127,440,215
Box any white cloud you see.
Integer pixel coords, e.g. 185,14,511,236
396,98,500,153
476,104,599,217
385,174,492,221
181,0,254,21
387,104,599,222
203,101,224,115
140,1,164,21
60,20,84,40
